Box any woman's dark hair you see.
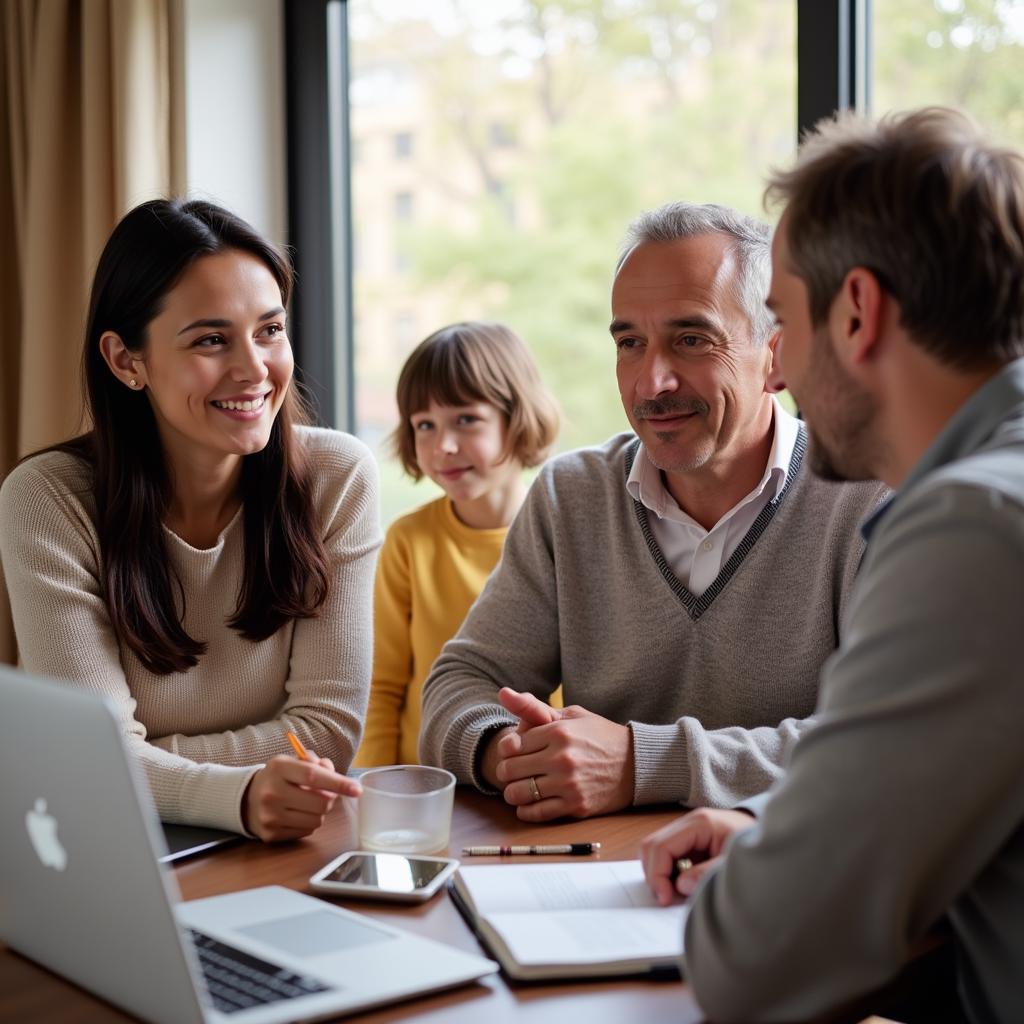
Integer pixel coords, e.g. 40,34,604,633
48,198,330,674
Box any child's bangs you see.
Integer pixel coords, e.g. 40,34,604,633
405,338,494,414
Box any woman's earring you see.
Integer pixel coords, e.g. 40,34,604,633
129,378,139,389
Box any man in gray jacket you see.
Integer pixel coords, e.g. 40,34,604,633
643,107,1024,1023
419,201,885,820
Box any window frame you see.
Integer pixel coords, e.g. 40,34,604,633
284,0,871,432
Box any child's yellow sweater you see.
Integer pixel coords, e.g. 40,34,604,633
355,497,508,767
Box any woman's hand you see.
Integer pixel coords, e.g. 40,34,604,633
641,807,755,905
242,755,362,842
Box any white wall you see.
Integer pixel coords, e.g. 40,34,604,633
181,0,287,246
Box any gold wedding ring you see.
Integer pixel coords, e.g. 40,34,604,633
671,857,694,881
528,776,542,802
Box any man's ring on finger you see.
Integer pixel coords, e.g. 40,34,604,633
528,776,542,802
670,857,694,882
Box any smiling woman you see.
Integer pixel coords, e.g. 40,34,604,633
100,248,297,547
0,199,382,843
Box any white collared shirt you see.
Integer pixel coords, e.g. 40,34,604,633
625,398,800,597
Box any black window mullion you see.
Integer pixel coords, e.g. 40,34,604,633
284,0,353,431
797,0,871,139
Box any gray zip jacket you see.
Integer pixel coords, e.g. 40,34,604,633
684,360,1024,1024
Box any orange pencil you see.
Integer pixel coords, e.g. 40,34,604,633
286,730,311,762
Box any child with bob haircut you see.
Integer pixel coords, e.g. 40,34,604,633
355,321,559,767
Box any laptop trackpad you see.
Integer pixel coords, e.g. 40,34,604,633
237,910,396,959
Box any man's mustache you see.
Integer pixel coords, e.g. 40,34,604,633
633,397,709,419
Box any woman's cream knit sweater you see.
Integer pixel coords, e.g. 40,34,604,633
0,427,381,833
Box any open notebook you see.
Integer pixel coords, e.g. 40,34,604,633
450,859,686,981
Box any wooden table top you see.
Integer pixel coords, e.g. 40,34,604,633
0,788,704,1023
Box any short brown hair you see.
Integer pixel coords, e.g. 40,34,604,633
765,106,1024,369
391,321,560,480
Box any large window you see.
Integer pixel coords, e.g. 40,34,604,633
283,2,1024,525
347,0,797,522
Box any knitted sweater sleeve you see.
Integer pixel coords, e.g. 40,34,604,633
0,440,381,834
353,520,412,767
629,715,813,808
0,459,260,833
148,441,381,781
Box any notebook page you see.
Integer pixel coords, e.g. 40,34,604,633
458,860,661,914
488,906,686,966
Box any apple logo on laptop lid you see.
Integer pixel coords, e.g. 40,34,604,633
26,798,67,871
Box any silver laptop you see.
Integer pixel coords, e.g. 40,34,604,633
0,667,497,1023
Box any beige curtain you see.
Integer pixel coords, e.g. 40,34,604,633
0,0,184,665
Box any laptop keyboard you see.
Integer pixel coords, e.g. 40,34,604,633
189,929,332,1014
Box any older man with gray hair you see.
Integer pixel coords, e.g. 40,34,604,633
419,202,886,820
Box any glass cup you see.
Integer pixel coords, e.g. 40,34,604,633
357,765,456,854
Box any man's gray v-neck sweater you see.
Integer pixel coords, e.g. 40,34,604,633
420,431,887,808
